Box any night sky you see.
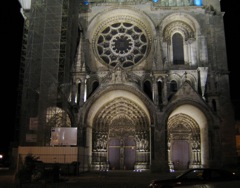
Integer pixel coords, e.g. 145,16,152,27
1,0,239,156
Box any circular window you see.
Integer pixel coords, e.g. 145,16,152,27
95,22,149,68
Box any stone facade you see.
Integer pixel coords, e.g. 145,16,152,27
17,0,237,172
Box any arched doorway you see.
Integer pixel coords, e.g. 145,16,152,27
168,113,201,171
88,93,152,171
167,104,210,171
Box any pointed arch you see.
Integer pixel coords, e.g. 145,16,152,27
167,104,209,170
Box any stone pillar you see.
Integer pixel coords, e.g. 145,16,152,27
199,36,208,64
163,76,168,105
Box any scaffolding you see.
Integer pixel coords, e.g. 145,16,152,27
17,0,80,146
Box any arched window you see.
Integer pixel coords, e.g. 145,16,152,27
168,80,178,101
170,80,178,92
157,80,163,105
173,33,184,65
77,82,81,105
212,99,217,112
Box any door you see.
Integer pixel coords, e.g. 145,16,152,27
172,140,189,170
108,137,136,170
108,138,120,170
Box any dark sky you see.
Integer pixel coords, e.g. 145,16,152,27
221,0,240,119
1,1,24,156
1,0,239,155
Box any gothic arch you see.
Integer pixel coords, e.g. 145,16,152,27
167,104,209,170
83,89,152,170
168,73,182,86
160,13,200,35
159,13,201,66
163,20,195,44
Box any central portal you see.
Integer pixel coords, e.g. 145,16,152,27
108,137,136,170
90,96,151,171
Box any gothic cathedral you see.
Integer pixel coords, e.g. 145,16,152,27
17,0,237,172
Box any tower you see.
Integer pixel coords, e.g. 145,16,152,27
17,0,237,172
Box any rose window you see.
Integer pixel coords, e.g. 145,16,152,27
95,22,149,68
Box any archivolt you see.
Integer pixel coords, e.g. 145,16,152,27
168,113,200,138
93,97,149,133
163,21,195,43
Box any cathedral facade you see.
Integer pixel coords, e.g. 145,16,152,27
17,0,237,172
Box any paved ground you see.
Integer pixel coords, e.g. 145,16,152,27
0,168,181,188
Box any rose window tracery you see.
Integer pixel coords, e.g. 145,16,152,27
95,22,149,68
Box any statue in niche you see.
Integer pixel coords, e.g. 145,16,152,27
135,132,149,151
93,133,107,151
110,66,126,83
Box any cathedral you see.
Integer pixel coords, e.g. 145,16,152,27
16,0,237,172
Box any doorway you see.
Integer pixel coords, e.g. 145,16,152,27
108,137,136,170
171,140,190,170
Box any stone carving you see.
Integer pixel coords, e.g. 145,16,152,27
135,131,149,151
93,132,108,151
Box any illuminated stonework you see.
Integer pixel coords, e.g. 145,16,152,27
95,22,149,68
